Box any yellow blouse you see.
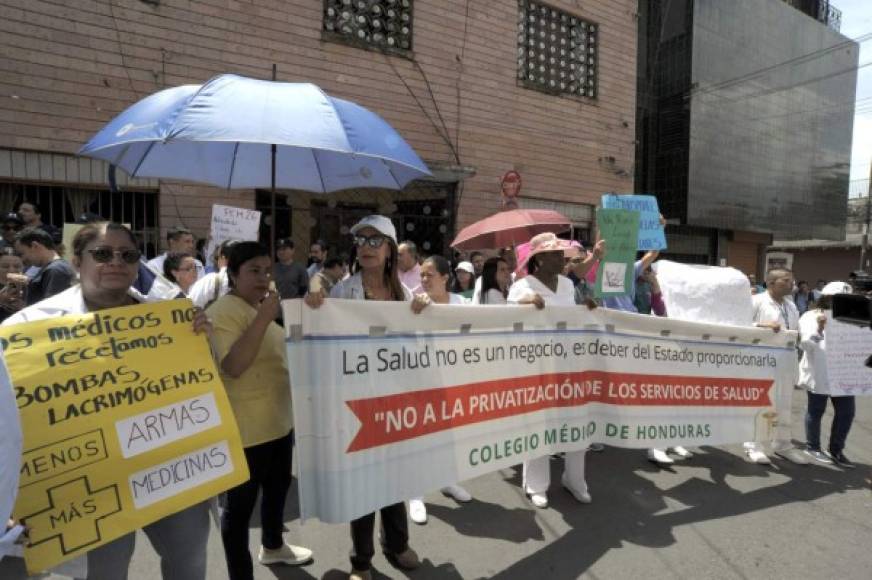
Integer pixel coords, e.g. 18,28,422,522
207,293,292,447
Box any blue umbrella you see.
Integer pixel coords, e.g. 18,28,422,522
79,74,431,251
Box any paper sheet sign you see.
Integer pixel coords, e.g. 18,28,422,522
601,194,666,251
0,300,248,573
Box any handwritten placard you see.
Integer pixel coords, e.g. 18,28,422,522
206,205,261,263
824,318,872,396
595,208,639,297
601,194,666,251
0,300,248,572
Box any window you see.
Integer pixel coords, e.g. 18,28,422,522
517,0,598,99
323,0,414,53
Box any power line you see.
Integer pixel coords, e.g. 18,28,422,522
689,30,872,98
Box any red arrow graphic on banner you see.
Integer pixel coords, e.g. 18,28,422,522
345,371,773,452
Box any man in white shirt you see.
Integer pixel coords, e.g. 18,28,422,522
147,226,205,280
397,241,422,294
744,267,808,465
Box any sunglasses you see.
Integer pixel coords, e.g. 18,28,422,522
353,234,387,248
87,247,142,264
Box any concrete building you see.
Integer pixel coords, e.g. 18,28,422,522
0,0,638,259
635,0,857,276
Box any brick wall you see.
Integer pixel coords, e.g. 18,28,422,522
0,0,637,243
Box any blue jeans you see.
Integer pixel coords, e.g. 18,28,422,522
805,391,855,455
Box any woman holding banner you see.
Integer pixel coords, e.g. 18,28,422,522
507,232,592,509
2,222,213,580
207,241,313,580
475,257,511,305
305,215,420,580
407,255,473,524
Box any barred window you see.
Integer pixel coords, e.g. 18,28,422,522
517,1,598,99
323,0,413,52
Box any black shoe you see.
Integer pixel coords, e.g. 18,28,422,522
828,451,856,469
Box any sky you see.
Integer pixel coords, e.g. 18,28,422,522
838,0,872,189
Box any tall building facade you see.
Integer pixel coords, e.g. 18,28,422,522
636,0,858,274
0,0,637,259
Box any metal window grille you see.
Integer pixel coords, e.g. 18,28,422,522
323,0,414,53
0,181,160,256
517,0,598,99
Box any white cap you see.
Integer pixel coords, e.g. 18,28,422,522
350,215,397,244
821,281,852,296
455,261,474,274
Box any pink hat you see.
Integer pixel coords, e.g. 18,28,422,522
516,232,571,275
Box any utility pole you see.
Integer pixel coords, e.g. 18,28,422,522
860,160,872,271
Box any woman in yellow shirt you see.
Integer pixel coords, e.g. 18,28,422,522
208,242,312,580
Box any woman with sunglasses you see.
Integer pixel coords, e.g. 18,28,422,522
306,215,420,580
407,255,472,524
2,222,213,580
207,242,313,580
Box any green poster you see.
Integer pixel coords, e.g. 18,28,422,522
595,208,640,298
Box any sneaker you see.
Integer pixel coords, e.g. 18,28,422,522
561,474,592,504
828,451,856,469
349,570,372,580
774,447,810,465
647,448,674,465
670,446,692,459
441,484,472,502
526,490,548,508
408,498,427,524
390,547,421,570
745,449,772,464
589,443,605,452
257,543,313,566
803,448,833,464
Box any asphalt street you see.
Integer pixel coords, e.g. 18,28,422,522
9,388,872,579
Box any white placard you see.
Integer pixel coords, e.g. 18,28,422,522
206,205,261,263
655,260,753,326
824,318,872,396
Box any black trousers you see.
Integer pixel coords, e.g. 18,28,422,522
221,431,293,580
349,502,409,571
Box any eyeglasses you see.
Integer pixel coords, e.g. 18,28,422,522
353,234,387,248
87,247,142,264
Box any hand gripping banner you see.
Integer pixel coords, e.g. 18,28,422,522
283,300,797,523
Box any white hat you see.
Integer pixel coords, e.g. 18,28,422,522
350,215,397,244
455,261,474,274
821,281,852,295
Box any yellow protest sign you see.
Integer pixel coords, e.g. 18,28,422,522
0,299,249,573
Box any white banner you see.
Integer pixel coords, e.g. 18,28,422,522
283,300,798,523
824,318,872,396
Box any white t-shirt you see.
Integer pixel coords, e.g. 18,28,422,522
798,309,830,394
188,269,229,308
752,291,799,331
507,274,575,306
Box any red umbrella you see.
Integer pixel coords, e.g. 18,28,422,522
451,209,572,250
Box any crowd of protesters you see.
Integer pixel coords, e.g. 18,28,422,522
0,204,863,580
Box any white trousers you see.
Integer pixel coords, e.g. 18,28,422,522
522,449,587,494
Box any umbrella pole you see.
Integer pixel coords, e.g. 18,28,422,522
270,63,278,261
271,143,277,261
